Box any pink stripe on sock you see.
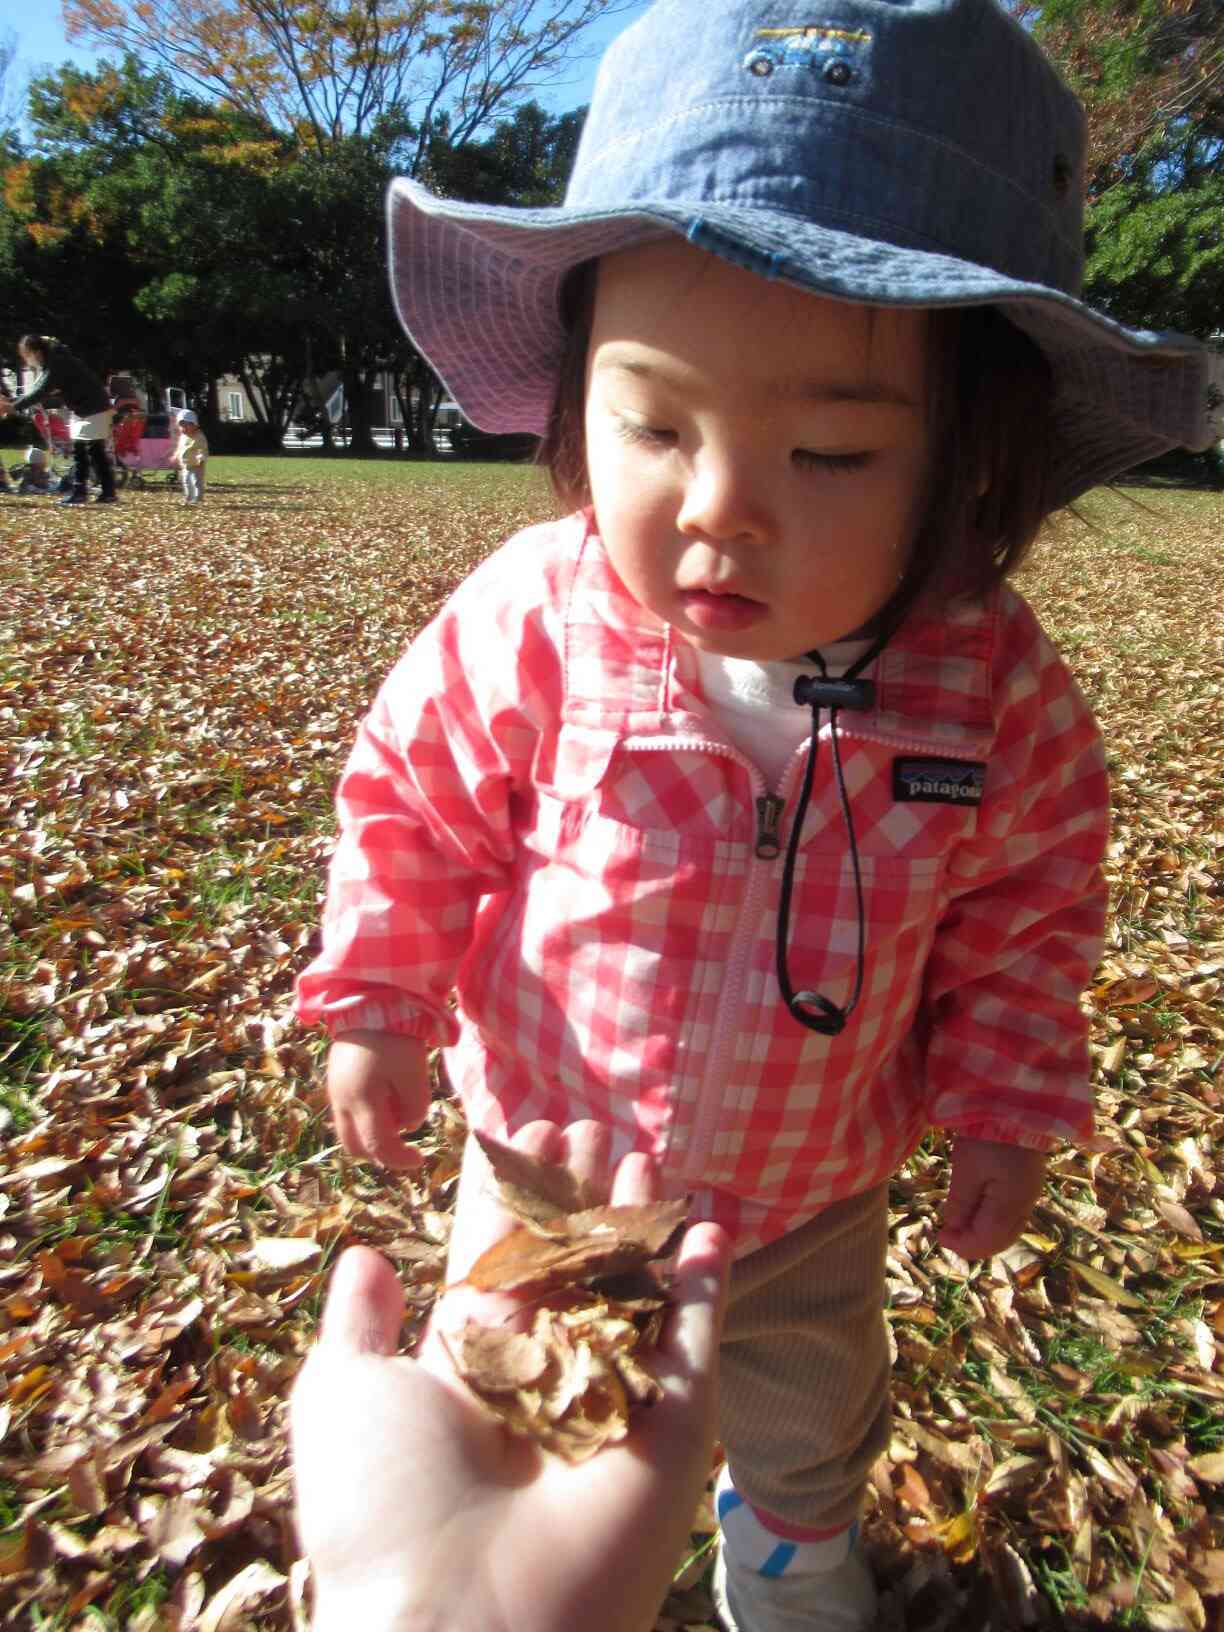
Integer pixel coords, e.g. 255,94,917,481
748,1506,853,1543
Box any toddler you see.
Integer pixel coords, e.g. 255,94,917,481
296,2,1222,1627
16,446,53,495
171,409,208,504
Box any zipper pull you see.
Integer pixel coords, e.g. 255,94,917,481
755,794,784,859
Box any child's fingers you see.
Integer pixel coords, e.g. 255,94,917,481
973,1190,1033,1255
344,1090,425,1170
939,1187,1020,1259
940,1159,982,1235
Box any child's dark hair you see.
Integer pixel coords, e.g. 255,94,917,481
18,335,53,361
539,263,1055,606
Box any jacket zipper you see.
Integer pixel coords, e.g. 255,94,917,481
624,734,797,1179
755,793,785,858
623,718,986,1177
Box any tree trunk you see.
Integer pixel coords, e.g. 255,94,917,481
343,363,375,453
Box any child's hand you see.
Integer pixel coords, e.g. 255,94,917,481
937,1137,1047,1260
327,1030,431,1169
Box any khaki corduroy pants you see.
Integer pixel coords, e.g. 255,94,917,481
718,1182,892,1531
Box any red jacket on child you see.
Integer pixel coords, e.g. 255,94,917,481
296,514,1109,1252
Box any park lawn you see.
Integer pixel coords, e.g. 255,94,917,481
205,450,551,494
0,466,1220,1631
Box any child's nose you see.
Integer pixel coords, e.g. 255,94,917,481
676,450,775,545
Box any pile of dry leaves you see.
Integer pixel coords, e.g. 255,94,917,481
0,473,1220,1630
444,1130,686,1461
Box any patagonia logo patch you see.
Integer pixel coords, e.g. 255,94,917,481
893,758,986,807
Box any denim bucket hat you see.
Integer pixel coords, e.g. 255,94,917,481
388,0,1223,507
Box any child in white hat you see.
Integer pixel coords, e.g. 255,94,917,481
171,409,208,504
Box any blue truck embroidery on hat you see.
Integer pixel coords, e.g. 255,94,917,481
893,758,986,807
744,25,871,84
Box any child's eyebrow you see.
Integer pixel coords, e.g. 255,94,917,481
597,351,918,410
782,376,919,409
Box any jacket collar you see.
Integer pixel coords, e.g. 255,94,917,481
561,516,997,756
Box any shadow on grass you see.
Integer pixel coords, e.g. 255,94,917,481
1122,472,1224,491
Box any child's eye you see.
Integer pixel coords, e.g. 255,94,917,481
614,419,676,450
793,449,873,474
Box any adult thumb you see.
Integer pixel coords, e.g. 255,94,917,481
320,1245,406,1356
659,1223,731,1383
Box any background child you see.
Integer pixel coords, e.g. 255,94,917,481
171,408,208,503
15,446,54,495
296,2,1222,1628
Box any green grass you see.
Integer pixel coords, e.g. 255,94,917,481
206,451,552,496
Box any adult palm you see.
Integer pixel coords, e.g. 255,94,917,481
292,1121,730,1632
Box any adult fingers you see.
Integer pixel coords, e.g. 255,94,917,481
657,1222,731,1379
559,1118,612,1200
610,1149,662,1207
450,1116,565,1281
319,1246,406,1356
512,1119,567,1165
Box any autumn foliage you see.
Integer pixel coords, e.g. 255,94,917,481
0,464,1221,1629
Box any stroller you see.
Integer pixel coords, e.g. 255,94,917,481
111,400,179,489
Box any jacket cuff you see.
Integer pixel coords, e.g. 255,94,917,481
319,998,458,1047
937,1119,1068,1155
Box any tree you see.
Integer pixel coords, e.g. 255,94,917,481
0,26,22,146
423,100,584,204
56,1,620,450
5,4,611,454
2,59,324,436
1023,0,1224,336
62,0,625,163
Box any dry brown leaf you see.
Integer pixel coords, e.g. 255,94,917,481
466,1199,687,1295
473,1128,599,1224
450,1323,549,1392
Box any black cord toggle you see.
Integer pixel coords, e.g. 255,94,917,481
786,990,847,1036
775,652,871,1037
793,675,875,712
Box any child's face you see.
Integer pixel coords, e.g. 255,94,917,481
584,240,932,658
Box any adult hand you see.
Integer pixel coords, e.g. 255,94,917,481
937,1135,1047,1260
292,1121,731,1632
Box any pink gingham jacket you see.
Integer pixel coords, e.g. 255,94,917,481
296,513,1109,1252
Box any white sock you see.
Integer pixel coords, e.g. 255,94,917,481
716,1464,856,1577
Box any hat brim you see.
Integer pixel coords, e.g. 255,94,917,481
387,178,1220,506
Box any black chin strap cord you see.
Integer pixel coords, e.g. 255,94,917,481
775,648,878,1036
775,563,936,1034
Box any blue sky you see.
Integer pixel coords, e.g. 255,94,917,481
6,3,652,117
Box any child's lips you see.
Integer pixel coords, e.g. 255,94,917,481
679,587,767,631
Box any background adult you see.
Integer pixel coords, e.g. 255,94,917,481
0,335,118,505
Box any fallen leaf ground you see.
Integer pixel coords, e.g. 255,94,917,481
0,461,1220,1631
